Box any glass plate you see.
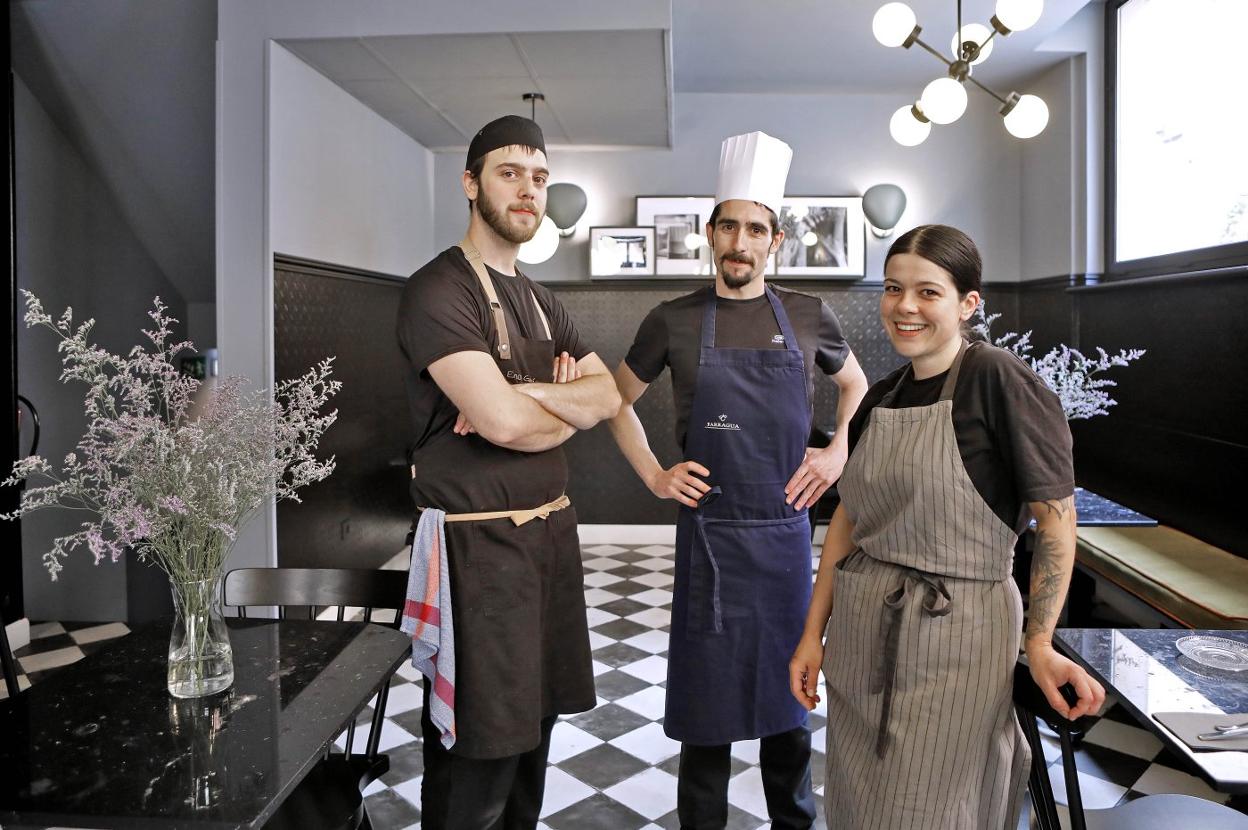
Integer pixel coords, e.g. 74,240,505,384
1175,635,1248,672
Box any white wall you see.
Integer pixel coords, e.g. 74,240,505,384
15,74,188,621
434,91,1024,283
1023,1,1105,278
270,44,434,275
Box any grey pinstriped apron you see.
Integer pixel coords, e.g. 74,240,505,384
822,340,1029,829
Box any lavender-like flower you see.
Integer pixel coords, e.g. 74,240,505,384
2,291,340,581
971,303,1145,420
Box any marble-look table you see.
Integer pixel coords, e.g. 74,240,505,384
0,618,411,829
1055,628,1248,794
1070,487,1158,527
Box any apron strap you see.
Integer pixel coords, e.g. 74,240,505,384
458,238,512,361
528,289,553,341
691,509,725,634
869,568,952,758
938,338,970,401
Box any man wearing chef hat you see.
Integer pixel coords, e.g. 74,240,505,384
608,132,869,828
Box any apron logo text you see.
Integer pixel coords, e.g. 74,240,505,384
705,413,742,431
505,369,537,383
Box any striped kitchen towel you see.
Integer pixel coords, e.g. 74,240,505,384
400,508,456,749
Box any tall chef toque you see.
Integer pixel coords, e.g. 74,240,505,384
466,115,546,169
714,131,793,214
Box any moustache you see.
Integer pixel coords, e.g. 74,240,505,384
509,204,540,217
721,254,754,266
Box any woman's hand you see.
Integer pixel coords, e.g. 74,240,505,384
1027,642,1105,720
789,633,824,711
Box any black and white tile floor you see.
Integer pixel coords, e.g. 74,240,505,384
8,538,1243,830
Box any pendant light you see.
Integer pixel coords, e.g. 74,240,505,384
873,0,1049,145
516,92,589,264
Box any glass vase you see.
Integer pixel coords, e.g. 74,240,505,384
167,576,234,698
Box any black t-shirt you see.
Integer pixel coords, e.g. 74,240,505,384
625,285,850,448
847,340,1075,535
396,247,591,453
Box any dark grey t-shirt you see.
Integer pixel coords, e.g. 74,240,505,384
847,340,1075,534
625,285,850,448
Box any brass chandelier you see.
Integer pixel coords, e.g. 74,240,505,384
874,0,1050,146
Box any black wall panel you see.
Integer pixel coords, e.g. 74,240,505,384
273,258,412,569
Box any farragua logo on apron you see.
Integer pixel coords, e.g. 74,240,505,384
704,413,741,431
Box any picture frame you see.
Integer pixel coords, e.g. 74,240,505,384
635,196,716,276
588,226,657,278
773,196,866,278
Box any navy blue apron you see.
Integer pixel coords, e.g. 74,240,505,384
665,286,813,745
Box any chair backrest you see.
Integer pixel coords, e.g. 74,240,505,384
223,567,412,761
224,567,408,626
1013,662,1087,830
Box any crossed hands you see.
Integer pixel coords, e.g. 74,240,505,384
452,352,581,436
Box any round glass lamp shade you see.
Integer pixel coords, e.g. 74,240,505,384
862,184,907,235
889,105,931,146
920,77,968,124
545,182,587,233
517,216,560,264
951,23,994,65
872,3,917,47
995,0,1043,32
1004,94,1049,138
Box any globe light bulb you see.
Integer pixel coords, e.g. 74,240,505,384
684,232,708,252
950,23,994,65
873,3,917,47
801,231,818,247
920,77,968,125
1003,94,1049,138
889,104,931,146
517,216,560,264
995,0,1043,32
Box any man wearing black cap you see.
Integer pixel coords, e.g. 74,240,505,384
397,115,620,829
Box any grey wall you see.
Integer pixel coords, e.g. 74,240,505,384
15,75,188,621
433,91,1025,284
269,44,436,275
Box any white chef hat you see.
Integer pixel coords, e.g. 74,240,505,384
714,131,793,214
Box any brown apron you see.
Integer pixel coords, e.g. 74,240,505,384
822,340,1029,828
408,242,595,759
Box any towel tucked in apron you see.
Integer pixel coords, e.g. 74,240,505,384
822,340,1030,829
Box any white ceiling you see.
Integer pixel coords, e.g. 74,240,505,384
280,30,673,150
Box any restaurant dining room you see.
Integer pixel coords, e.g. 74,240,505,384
3,1,1246,829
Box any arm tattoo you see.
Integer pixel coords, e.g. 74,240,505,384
1026,528,1066,642
1039,497,1071,519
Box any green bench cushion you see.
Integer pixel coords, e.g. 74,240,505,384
1076,526,1248,629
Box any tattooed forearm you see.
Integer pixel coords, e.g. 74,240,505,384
1025,496,1076,649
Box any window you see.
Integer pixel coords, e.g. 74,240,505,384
1109,0,1248,275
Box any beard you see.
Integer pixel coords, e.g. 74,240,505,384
718,253,762,289
476,187,543,245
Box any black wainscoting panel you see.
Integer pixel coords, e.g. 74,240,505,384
274,259,412,569
550,282,912,524
1017,272,1248,559
1014,281,1074,353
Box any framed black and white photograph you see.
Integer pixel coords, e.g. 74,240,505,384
635,196,715,275
589,226,657,278
774,197,866,278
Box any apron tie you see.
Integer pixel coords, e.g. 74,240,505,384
420,494,571,527
691,487,725,634
869,568,952,758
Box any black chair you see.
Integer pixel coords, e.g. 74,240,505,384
1013,662,1248,830
1,621,20,698
224,567,411,830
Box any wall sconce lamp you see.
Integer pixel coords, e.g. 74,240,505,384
546,182,588,238
862,183,908,238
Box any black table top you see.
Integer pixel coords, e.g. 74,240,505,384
1072,487,1158,527
1055,628,1248,794
0,618,411,829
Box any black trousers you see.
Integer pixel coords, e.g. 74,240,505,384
420,683,556,830
677,725,816,830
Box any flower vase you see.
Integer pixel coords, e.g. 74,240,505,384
167,576,234,698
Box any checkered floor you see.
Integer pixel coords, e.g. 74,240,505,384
8,538,1243,830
